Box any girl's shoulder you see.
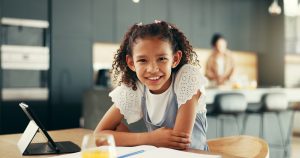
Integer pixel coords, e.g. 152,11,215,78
109,82,144,106
108,82,144,124
111,81,144,94
175,64,203,79
174,64,208,105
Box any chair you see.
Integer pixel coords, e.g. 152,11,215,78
212,93,247,137
82,88,113,129
260,93,294,158
208,135,269,158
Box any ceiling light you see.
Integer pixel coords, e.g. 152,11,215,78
269,0,282,15
132,0,140,3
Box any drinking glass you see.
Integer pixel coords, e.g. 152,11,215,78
81,133,116,158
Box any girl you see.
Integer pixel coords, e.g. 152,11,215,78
94,20,208,150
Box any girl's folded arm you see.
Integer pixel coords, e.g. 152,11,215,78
94,105,190,148
173,90,201,137
94,105,149,146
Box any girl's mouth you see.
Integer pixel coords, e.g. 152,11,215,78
148,76,161,81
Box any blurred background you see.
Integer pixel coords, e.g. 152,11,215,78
0,0,300,157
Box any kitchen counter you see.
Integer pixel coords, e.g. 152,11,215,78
205,88,300,104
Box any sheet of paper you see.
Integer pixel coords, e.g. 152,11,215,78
49,145,157,158
129,148,221,158
115,145,157,156
49,146,220,158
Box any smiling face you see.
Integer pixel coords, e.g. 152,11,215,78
126,37,182,94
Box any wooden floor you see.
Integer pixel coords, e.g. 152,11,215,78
291,135,300,158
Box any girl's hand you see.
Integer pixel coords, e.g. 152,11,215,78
149,127,191,150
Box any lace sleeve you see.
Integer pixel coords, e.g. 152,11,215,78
108,84,143,124
174,64,208,113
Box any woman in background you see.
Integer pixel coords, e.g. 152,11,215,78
205,33,234,86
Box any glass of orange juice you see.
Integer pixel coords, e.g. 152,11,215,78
81,133,116,158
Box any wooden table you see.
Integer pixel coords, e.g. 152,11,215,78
0,128,269,158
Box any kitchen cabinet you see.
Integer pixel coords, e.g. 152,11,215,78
0,17,50,134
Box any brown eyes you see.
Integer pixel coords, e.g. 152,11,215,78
137,57,168,63
137,59,146,63
159,57,168,61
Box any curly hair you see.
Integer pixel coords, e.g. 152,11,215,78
112,21,199,90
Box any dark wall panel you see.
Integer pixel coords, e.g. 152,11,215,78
168,0,192,41
52,0,91,38
115,0,142,42
191,0,211,48
51,0,93,129
230,0,254,51
2,0,48,20
51,38,92,105
50,37,93,129
141,0,168,24
92,0,114,42
194,0,256,51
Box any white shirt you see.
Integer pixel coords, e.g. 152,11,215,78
109,64,208,124
145,81,172,124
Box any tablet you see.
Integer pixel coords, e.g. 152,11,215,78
19,102,81,155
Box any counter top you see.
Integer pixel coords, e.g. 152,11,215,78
205,88,300,104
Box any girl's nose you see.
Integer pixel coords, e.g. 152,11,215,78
147,62,159,73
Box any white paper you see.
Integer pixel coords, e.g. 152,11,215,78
49,145,156,158
129,148,221,158
115,145,157,156
49,145,220,158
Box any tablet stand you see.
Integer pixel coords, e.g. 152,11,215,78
17,120,80,155
18,102,81,155
17,120,58,155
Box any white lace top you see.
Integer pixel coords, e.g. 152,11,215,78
109,64,208,124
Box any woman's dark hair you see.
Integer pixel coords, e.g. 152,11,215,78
211,33,224,47
112,21,199,90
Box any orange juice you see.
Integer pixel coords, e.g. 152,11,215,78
81,150,111,158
